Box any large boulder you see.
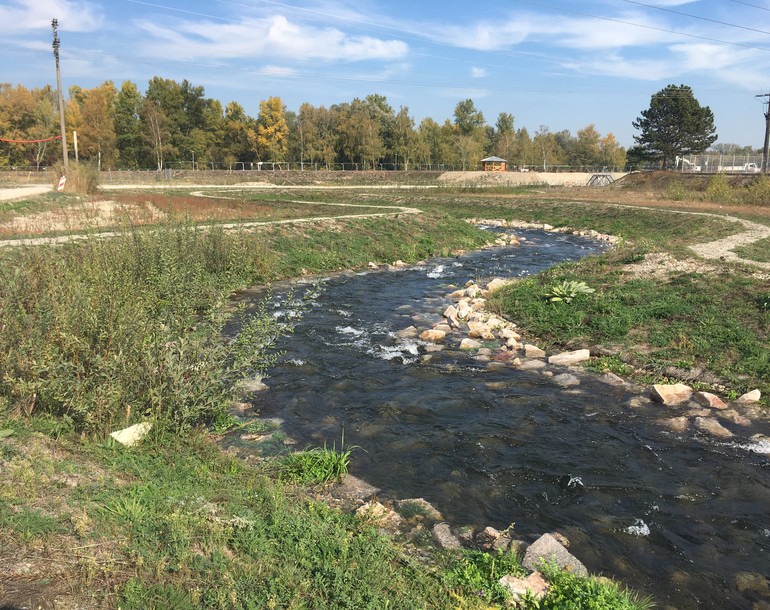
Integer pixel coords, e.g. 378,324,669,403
420,329,446,343
651,383,693,406
548,349,590,366
522,533,587,577
737,389,761,404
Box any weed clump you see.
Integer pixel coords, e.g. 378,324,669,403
51,162,100,195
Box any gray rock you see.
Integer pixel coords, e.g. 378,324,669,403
518,359,547,371
694,417,734,439
522,533,588,577
432,522,462,550
460,338,482,350
600,372,626,386
553,373,580,388
499,571,549,602
737,389,762,404
693,391,728,410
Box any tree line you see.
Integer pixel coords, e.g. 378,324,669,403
0,77,629,172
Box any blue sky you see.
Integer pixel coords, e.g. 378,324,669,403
3,0,770,147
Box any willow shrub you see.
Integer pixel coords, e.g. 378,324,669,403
0,221,278,434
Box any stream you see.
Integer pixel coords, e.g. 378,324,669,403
228,229,770,609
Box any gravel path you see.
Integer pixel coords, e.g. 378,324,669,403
0,185,51,201
0,186,768,271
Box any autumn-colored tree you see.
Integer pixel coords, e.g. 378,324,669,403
253,96,289,162
600,133,627,170
66,82,118,168
0,84,58,168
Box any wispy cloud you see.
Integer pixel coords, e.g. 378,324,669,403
471,67,488,78
0,0,103,35
134,14,408,62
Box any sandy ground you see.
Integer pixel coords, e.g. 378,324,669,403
437,171,628,187
0,184,51,201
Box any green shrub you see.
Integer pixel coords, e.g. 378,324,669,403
538,564,654,610
444,549,525,605
745,175,770,206
0,222,280,434
664,180,688,201
705,173,734,204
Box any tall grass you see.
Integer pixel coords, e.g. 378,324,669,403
0,221,278,434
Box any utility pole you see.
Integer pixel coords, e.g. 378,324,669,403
52,19,68,171
757,93,770,174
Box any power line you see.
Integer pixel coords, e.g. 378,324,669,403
620,0,770,37
514,0,770,52
731,0,770,13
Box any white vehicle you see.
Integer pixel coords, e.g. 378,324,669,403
675,156,701,172
717,162,760,173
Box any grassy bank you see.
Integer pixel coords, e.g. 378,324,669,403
5,175,767,609
0,203,653,608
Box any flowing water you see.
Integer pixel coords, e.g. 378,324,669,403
230,229,770,609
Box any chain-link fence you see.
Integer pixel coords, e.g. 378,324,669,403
675,154,764,173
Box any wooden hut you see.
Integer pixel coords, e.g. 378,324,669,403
480,156,507,172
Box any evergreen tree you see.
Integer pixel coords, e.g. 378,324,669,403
632,84,717,169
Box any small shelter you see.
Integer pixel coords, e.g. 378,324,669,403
480,156,507,172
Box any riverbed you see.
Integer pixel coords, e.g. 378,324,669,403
230,229,770,610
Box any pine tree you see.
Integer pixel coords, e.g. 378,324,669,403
632,84,717,169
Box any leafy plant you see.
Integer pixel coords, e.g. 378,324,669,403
444,549,525,605
538,564,655,610
545,280,596,303
704,173,734,204
279,436,356,484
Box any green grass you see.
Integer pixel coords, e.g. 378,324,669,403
279,438,355,484
538,564,654,610
734,236,770,262
2,180,766,609
487,248,770,397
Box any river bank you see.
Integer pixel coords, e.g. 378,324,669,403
1,180,769,609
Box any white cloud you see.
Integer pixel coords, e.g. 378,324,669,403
561,52,676,81
0,0,103,35
471,67,488,78
134,14,408,63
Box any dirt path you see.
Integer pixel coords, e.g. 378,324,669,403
0,185,768,271
0,185,51,201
